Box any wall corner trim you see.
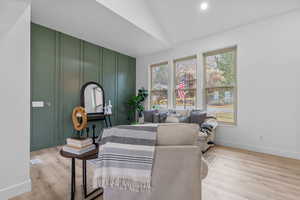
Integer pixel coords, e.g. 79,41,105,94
0,179,32,200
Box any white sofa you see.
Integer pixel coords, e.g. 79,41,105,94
142,110,218,152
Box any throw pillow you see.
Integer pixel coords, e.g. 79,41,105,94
153,113,160,123
190,111,207,126
179,116,190,123
159,112,168,123
143,110,156,123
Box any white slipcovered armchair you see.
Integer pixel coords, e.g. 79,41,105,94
102,123,208,200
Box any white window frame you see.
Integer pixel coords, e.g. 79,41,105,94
149,61,169,109
173,55,198,109
203,46,238,125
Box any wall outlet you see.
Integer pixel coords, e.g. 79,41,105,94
32,101,44,108
30,158,43,165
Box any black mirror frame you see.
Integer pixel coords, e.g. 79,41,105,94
80,81,105,121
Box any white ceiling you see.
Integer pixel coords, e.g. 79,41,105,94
31,0,300,57
146,0,300,45
31,0,167,57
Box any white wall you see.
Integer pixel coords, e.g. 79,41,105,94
0,1,31,199
136,10,300,159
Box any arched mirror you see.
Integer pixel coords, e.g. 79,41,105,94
80,82,105,121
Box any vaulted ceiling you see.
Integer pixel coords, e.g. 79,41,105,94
31,0,300,57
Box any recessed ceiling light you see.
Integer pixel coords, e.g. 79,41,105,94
200,1,209,11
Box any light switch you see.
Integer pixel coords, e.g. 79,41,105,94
32,101,44,108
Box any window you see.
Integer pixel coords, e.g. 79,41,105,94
174,56,197,109
204,47,237,124
150,62,169,108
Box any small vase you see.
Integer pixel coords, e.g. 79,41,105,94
138,116,144,124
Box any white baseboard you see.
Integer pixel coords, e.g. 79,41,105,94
0,179,31,200
215,140,300,160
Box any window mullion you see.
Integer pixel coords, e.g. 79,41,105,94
197,53,204,110
169,60,174,109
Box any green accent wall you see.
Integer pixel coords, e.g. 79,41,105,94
31,23,136,151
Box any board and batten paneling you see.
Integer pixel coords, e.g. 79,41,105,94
83,41,102,84
31,24,56,150
102,48,117,125
31,23,136,151
117,54,136,125
60,34,81,140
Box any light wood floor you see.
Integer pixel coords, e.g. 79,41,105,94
11,146,300,200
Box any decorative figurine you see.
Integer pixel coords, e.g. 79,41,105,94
106,100,112,115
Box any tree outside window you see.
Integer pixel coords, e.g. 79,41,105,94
150,62,169,108
204,47,237,124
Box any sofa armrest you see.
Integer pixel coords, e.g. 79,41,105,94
156,146,208,180
104,145,203,200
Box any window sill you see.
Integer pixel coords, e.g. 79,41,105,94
217,122,237,127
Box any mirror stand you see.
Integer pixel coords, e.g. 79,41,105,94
80,81,112,128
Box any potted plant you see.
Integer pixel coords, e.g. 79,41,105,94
128,87,148,123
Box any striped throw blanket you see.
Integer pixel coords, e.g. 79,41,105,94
92,126,157,192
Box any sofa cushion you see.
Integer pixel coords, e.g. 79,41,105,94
157,123,198,146
165,115,180,123
165,112,182,123
175,110,191,117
